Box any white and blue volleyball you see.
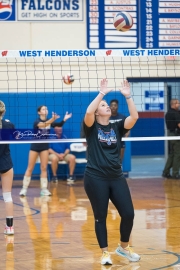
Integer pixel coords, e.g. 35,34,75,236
63,74,74,85
113,12,133,32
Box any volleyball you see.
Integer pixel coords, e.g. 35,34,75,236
63,74,74,85
113,11,133,32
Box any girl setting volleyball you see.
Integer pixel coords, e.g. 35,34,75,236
19,105,72,197
0,101,15,235
83,79,140,265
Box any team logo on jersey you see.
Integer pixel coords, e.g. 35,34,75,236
109,119,122,123
98,128,117,145
0,0,14,21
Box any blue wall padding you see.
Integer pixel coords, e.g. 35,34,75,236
131,118,164,155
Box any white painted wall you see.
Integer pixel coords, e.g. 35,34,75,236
0,2,86,50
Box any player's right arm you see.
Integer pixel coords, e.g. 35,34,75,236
84,79,111,127
37,112,60,128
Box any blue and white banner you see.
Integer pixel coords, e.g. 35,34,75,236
0,48,180,58
0,0,83,21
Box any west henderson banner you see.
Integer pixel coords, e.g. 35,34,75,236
0,0,83,21
0,49,180,58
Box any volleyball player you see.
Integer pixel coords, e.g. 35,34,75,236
83,79,140,265
109,99,130,162
0,101,14,235
19,106,72,196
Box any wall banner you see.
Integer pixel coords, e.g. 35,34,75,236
0,0,83,22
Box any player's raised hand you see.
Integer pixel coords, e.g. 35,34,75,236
100,78,112,95
52,112,60,120
119,80,131,97
63,112,72,122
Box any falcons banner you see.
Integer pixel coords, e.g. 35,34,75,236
0,0,83,21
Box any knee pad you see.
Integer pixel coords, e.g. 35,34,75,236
3,192,13,203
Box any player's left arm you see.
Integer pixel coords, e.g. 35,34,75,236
63,112,72,122
51,112,72,127
119,80,138,129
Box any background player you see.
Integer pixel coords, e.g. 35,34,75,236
162,99,180,179
0,100,15,235
83,79,140,265
19,106,72,196
110,99,130,162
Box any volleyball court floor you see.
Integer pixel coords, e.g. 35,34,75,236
0,158,180,270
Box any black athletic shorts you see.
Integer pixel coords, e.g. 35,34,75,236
30,143,49,153
30,148,49,153
0,167,12,174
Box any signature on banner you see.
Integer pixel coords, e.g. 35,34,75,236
13,130,57,140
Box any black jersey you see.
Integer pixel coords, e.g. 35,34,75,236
109,112,126,123
0,119,14,171
109,113,127,148
83,120,128,178
30,117,65,152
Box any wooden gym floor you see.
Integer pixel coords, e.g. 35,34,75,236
0,178,180,270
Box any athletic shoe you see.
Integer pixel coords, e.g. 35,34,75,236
51,176,58,183
40,188,51,196
115,244,140,262
19,187,27,196
101,251,112,265
4,225,14,235
67,176,75,183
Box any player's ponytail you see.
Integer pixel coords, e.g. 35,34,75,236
0,100,5,129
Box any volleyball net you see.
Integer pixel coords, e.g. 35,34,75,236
0,48,180,145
